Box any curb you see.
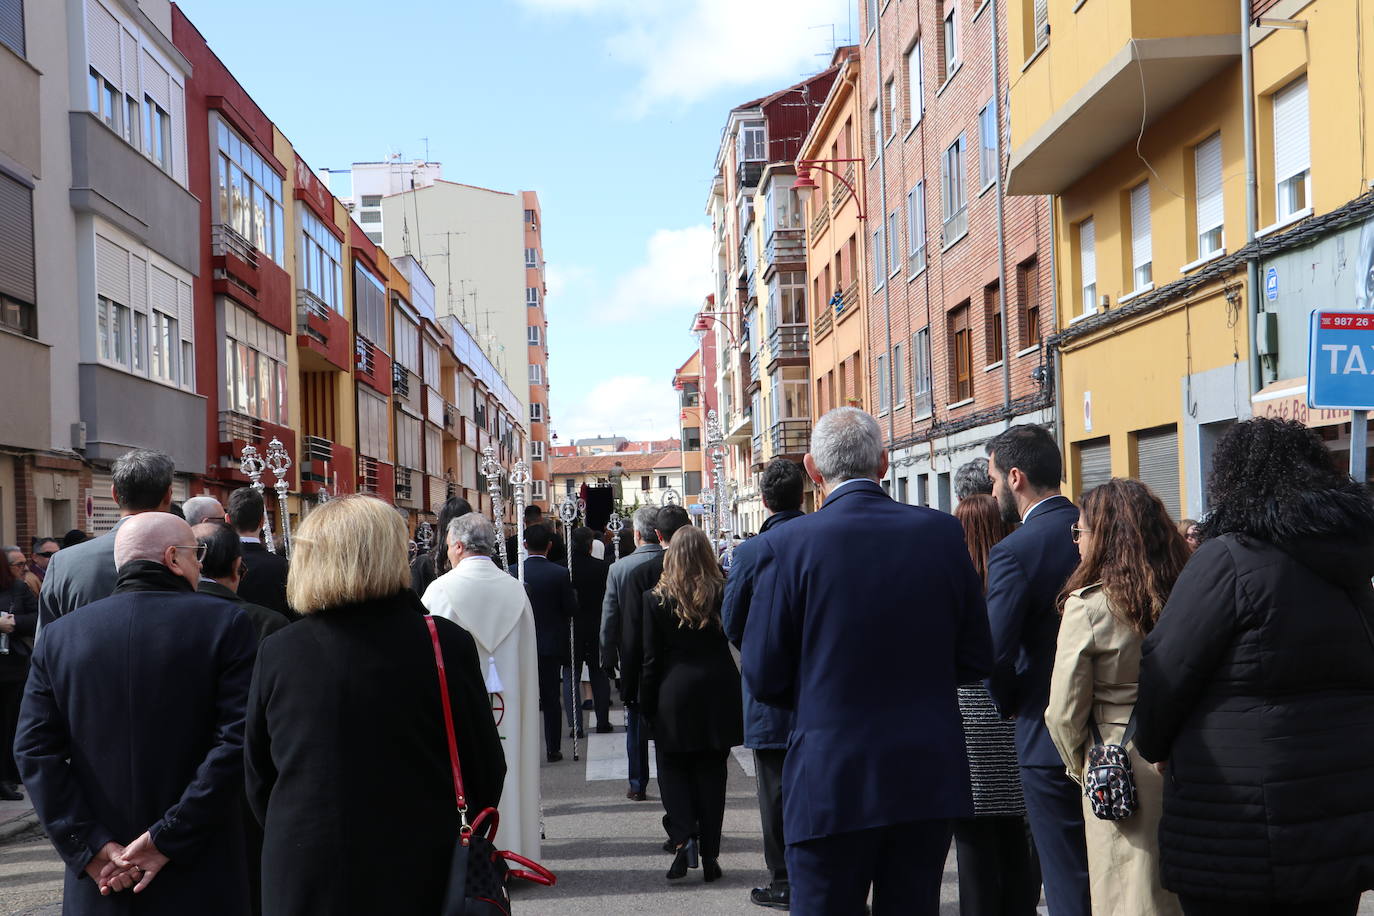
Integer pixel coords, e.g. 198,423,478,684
0,807,40,842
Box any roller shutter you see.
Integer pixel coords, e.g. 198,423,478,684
1077,437,1112,496
0,174,35,304
1135,425,1181,521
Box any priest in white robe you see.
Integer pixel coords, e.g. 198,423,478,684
422,513,541,861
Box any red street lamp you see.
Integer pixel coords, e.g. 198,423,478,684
794,158,867,219
693,311,739,348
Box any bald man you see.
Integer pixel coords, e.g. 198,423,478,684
15,511,256,913
182,495,226,528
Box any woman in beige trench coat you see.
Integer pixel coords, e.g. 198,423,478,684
1046,478,1190,916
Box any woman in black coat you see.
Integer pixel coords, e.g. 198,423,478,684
640,525,743,883
0,545,38,800
409,496,473,596
246,495,505,916
1135,418,1374,916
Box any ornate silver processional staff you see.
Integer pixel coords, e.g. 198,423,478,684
265,437,293,558
480,446,508,571
556,492,580,761
705,409,733,565
510,459,531,589
238,444,275,554
606,512,624,562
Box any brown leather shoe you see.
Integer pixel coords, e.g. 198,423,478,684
626,789,647,801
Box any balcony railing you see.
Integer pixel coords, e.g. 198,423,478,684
767,324,810,365
841,280,859,316
296,288,330,339
393,364,411,398
737,160,764,188
396,467,415,504
303,435,333,463
218,410,263,443
355,338,375,375
810,199,830,239
942,206,968,248
770,418,811,456
212,223,258,269
764,228,806,268
358,456,379,494
814,308,833,340
751,434,763,466
832,164,855,209
748,351,760,390
745,270,756,302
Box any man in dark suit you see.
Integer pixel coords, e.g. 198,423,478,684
37,449,175,634
742,408,992,916
194,522,289,644
228,487,292,619
984,424,1088,916
16,511,257,912
568,527,613,735
723,457,806,911
508,505,566,569
522,523,578,762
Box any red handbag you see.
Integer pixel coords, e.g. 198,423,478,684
425,616,555,914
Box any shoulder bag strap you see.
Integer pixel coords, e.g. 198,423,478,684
425,616,469,826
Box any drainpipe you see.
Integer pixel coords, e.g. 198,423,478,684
992,0,1013,423
874,11,899,495
1241,0,1263,394
1049,196,1065,453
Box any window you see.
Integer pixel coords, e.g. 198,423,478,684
98,296,130,365
886,77,898,140
525,248,538,268
529,363,543,385
527,325,541,346
685,471,703,494
532,479,547,501
870,103,882,158
0,174,37,338
395,413,422,471
907,182,927,275
1078,218,1097,316
913,328,933,413
887,211,901,277
1025,0,1049,58
684,426,702,451
524,208,537,224
151,309,178,384
866,0,878,33
941,135,968,246
641,475,651,491
358,388,389,462
1017,257,1042,348
948,303,973,401
89,68,120,134
1129,181,1152,290
124,94,139,147
941,1,960,81
1194,133,1225,257
393,311,419,370
978,100,998,190
985,282,1003,364
526,286,541,307
1273,77,1311,222
360,195,382,208
906,42,923,127
872,227,886,286
658,475,668,489
223,301,288,424
531,440,546,461
353,262,387,347
893,343,905,406
300,207,343,313
877,353,890,412
143,96,170,172
0,0,24,57
768,271,807,325
740,122,766,162
530,402,544,423
215,120,285,263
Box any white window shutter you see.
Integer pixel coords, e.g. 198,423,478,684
142,49,170,110
96,235,130,304
121,28,138,94
1080,219,1096,287
1195,133,1224,235
1130,182,1151,270
177,279,194,343
86,0,120,84
1034,0,1048,40
1273,77,1310,184
171,81,187,185
129,254,147,313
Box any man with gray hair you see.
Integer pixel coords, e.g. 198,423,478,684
599,505,665,801
181,495,226,528
741,408,993,915
38,449,176,632
17,511,256,909
954,457,994,503
421,512,542,862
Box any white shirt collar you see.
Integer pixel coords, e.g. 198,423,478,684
1021,494,1066,524
240,536,261,544
458,555,492,567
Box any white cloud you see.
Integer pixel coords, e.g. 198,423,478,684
600,225,713,324
515,0,855,111
552,374,680,442
543,262,590,301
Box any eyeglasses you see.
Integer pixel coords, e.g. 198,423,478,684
8,560,24,569
35,550,56,558
172,544,208,562
1070,525,1090,543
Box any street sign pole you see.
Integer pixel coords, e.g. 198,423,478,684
1308,310,1374,485
1353,410,1368,483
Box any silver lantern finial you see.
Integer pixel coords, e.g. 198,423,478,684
265,437,293,558
480,446,508,570
239,444,275,554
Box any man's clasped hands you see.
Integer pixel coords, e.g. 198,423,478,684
84,831,170,895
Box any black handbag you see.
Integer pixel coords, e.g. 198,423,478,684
1083,716,1139,821
426,617,555,915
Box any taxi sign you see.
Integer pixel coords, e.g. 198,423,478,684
1308,310,1374,410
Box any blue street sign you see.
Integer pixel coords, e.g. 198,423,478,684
1266,267,1279,301
1309,310,1374,410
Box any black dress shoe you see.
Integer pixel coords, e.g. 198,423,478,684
685,837,700,869
0,782,22,801
595,723,615,734
703,857,722,883
546,751,563,763
627,789,647,801
750,885,791,909
667,845,691,880
662,838,675,852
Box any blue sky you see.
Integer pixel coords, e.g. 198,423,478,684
176,0,855,442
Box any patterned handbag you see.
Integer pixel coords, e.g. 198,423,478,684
1083,717,1139,821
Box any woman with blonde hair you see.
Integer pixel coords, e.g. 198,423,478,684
640,524,743,883
245,495,505,916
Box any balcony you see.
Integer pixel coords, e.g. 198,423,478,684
212,223,258,270
814,307,833,341
396,467,417,507
810,198,830,239
737,160,764,188
300,435,335,496
840,280,859,318
831,164,854,210
218,409,264,444
747,351,761,392
751,434,763,470
443,401,461,437
212,411,296,488
356,338,376,376
764,229,807,276
766,325,809,369
726,406,753,445
770,418,811,457
392,363,411,399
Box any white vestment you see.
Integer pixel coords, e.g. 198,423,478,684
422,556,541,861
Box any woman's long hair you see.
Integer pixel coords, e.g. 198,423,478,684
653,525,724,629
431,496,473,576
1061,478,1191,635
954,494,1015,587
1200,417,1374,545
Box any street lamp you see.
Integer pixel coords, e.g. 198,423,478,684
794,158,867,220
693,310,739,348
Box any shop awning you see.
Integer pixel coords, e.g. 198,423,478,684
1251,377,1352,428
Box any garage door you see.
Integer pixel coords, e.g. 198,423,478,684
1077,438,1112,497
1135,425,1181,521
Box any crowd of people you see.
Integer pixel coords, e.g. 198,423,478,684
6,407,1374,915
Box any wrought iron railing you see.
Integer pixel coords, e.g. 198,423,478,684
212,223,258,268
355,338,375,375
810,200,830,238
392,364,411,398
770,419,811,456
765,228,806,267
768,324,810,363
218,410,262,443
737,160,764,188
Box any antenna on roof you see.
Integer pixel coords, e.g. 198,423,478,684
421,137,430,162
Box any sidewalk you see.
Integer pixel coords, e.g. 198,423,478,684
0,789,39,842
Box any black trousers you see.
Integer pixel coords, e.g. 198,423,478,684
0,678,23,784
754,748,788,885
656,747,729,859
787,818,952,916
953,816,1041,916
562,632,611,732
1019,765,1089,916
1179,895,1360,916
536,654,563,755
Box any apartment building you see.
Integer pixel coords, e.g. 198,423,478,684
859,0,1054,510
674,350,709,511
551,450,685,512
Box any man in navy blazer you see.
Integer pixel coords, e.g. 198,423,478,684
984,424,1089,916
521,523,578,762
742,408,993,916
